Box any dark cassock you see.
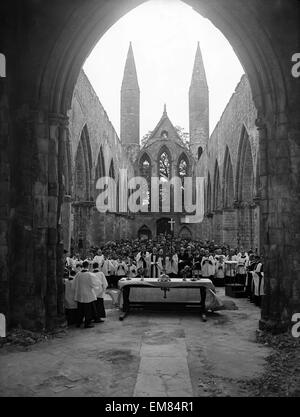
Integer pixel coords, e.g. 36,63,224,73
149,253,160,278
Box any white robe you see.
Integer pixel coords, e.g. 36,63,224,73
73,271,98,303
165,254,178,275
93,270,108,298
214,255,226,278
225,255,238,277
201,256,215,277
236,253,249,275
136,252,150,272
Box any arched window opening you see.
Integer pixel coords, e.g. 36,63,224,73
207,173,212,213
159,151,171,180
74,125,92,201
177,153,190,213
223,147,234,208
213,161,222,211
198,146,203,160
139,153,152,208
236,127,254,203
109,159,115,179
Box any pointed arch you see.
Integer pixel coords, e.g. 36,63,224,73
74,124,92,201
223,146,234,208
139,152,152,208
139,152,152,180
179,226,192,239
206,172,212,213
95,145,106,180
109,159,115,179
138,224,152,241
177,152,190,178
213,160,222,211
158,145,172,179
236,126,254,202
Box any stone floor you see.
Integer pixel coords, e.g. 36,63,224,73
0,289,271,397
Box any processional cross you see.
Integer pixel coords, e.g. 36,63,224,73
168,218,175,234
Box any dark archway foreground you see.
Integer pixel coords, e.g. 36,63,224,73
0,0,299,331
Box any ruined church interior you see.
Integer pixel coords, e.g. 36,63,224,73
0,0,299,399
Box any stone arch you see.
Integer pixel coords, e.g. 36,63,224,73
138,225,152,241
74,124,92,201
213,160,222,211
109,159,115,179
139,152,152,208
198,146,203,160
236,126,254,203
7,0,297,331
223,147,234,208
177,152,190,178
179,226,192,239
139,152,152,178
95,145,106,180
206,172,212,213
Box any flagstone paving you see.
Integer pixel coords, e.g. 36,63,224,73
0,289,271,397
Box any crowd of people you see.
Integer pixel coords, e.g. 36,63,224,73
63,235,264,327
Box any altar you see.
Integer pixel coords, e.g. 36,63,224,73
117,278,224,320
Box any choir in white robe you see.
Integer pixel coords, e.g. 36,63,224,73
214,255,226,279
201,256,215,277
165,254,179,276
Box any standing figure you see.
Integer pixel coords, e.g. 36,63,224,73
73,260,98,328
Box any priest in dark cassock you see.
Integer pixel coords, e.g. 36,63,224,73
149,247,160,278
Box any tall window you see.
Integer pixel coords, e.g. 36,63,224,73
158,147,171,211
159,151,171,180
109,159,115,179
177,153,189,212
139,153,152,208
74,125,92,201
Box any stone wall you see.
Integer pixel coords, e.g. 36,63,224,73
66,70,135,254
199,75,260,250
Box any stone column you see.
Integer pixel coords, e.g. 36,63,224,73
212,210,223,242
222,208,237,247
257,115,300,332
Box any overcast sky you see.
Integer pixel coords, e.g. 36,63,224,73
83,0,244,139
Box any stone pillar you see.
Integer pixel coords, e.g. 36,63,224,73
222,208,237,247
212,210,223,242
257,116,300,332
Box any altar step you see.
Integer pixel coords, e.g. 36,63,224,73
225,284,247,298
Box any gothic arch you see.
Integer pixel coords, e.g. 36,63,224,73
223,147,234,208
177,152,190,178
63,131,72,196
139,152,152,178
95,145,106,180
109,159,115,179
158,145,172,179
213,160,222,211
138,224,152,240
206,172,212,213
179,226,192,239
74,124,92,201
236,126,255,203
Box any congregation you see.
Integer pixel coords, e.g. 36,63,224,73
63,236,264,328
